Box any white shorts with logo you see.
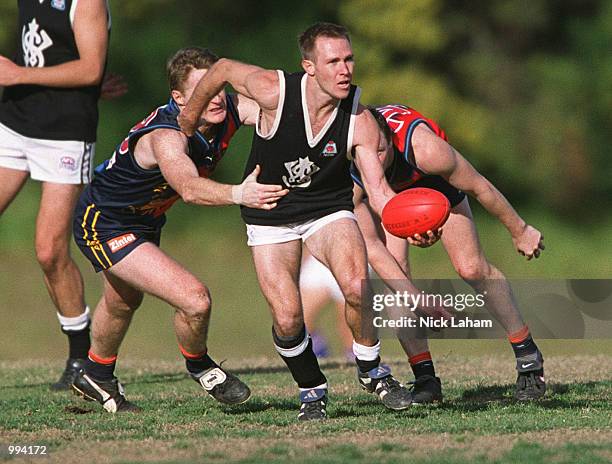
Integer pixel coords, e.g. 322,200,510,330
246,210,356,246
0,121,95,184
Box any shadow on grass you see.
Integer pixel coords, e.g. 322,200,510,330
0,360,352,390
220,397,298,414
439,381,609,412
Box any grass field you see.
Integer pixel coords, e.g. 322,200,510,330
1,353,610,464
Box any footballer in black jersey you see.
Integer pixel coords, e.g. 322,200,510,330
0,0,112,391
179,23,414,419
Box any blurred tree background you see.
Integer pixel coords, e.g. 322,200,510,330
2,0,610,216
0,1,610,360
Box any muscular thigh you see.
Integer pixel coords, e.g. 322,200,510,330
107,242,205,310
304,218,368,290
251,240,302,312
440,197,486,269
36,182,84,248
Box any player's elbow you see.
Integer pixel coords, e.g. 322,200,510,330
181,189,198,205
82,62,105,86
470,177,495,199
179,183,199,205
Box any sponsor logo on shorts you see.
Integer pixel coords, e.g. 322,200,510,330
59,156,78,171
107,233,137,253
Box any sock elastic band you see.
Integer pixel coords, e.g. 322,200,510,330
88,350,117,365
508,325,530,344
352,340,381,361
178,344,207,360
409,351,432,365
57,306,90,332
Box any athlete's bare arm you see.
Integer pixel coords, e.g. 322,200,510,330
138,129,287,209
352,106,396,216
179,58,279,135
231,94,261,127
0,0,108,87
412,124,544,259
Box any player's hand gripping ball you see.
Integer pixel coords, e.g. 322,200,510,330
381,188,451,239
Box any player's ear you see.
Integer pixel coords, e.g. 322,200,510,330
171,89,186,106
301,58,315,76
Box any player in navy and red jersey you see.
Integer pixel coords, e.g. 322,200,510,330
70,47,288,413
351,104,546,403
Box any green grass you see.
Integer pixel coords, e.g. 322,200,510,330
1,355,610,463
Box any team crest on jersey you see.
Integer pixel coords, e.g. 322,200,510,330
282,156,320,188
22,19,53,67
321,140,337,157
51,0,66,10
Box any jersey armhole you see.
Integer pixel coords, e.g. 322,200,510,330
227,94,241,129
346,86,362,160
350,167,365,189
255,70,285,140
70,0,112,30
403,119,430,165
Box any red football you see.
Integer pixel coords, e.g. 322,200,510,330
381,188,451,238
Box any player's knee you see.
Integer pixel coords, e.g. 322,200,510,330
181,284,212,320
341,278,363,309
105,292,143,315
274,313,303,336
35,240,69,273
456,259,490,282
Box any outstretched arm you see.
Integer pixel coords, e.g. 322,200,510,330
0,0,108,87
179,58,279,135
412,124,544,259
148,129,288,209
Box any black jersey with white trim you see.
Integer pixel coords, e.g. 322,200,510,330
82,96,240,232
0,0,110,142
241,71,359,226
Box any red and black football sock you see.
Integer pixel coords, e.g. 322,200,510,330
179,345,217,375
273,326,327,389
509,326,543,375
409,351,436,379
85,351,117,381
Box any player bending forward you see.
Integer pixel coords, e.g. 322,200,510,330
351,105,546,403
71,47,287,412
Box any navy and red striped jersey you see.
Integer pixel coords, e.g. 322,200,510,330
84,95,240,231
351,104,448,192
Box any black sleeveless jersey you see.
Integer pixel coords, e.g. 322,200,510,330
241,71,360,225
81,96,241,232
0,0,110,142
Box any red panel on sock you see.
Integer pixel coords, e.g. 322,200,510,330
409,351,432,365
88,350,117,365
178,344,207,360
508,325,530,344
